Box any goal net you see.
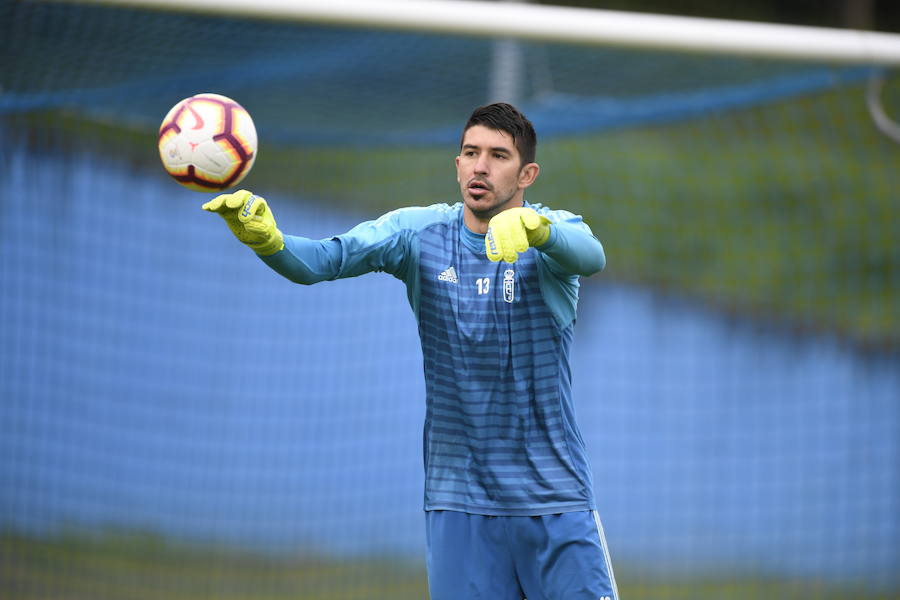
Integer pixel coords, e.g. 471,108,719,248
1,1,898,598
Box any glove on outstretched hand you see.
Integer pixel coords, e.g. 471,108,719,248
202,189,284,256
485,206,551,263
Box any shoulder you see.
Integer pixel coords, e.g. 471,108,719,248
527,202,585,226
379,203,462,229
371,202,461,231
337,202,461,248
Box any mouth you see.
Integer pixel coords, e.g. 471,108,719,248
467,179,492,198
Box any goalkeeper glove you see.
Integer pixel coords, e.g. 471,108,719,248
485,206,551,263
202,189,284,256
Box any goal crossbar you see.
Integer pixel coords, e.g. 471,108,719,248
55,0,900,65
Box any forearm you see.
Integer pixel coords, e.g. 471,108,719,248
538,221,606,277
258,234,342,284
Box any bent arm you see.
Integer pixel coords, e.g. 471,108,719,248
537,214,606,277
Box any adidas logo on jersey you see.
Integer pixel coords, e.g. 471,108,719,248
438,266,459,284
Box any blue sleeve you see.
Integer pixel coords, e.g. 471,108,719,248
530,206,606,329
331,208,419,281
535,208,606,278
258,205,451,287
259,235,343,285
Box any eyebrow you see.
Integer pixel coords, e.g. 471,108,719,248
461,143,513,154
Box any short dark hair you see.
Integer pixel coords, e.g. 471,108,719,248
461,103,537,165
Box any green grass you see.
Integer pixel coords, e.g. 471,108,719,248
541,88,900,348
2,533,896,600
1,532,426,600
13,80,900,348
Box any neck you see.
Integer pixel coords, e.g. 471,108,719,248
463,197,525,234
463,210,490,234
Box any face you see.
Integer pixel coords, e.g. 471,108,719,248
456,125,539,230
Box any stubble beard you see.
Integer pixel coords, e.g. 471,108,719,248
463,182,519,221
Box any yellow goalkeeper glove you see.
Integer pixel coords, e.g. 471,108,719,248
485,206,551,263
202,189,284,256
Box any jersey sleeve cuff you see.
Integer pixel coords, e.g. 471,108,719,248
535,223,559,250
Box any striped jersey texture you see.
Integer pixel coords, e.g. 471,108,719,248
414,208,595,515
270,201,600,516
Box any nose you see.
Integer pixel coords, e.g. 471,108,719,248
473,153,489,175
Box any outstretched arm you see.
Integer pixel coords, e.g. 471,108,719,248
260,235,343,285
203,190,415,285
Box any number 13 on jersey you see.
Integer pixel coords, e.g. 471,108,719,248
475,270,516,303
476,277,490,295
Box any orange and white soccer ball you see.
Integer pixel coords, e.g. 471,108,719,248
158,93,257,192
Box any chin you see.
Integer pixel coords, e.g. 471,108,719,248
465,202,497,219
466,194,518,217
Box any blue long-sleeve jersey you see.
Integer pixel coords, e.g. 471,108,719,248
261,201,605,516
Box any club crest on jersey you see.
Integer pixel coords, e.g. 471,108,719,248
503,269,515,303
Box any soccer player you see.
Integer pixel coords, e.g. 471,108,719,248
204,103,617,600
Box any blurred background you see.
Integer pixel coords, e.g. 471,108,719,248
1,0,898,598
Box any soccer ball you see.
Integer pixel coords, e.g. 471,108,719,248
158,93,257,192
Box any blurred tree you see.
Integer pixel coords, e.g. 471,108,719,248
841,0,873,29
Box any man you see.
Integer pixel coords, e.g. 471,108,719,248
204,103,617,600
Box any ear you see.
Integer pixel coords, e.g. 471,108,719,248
455,155,461,181
518,162,540,189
